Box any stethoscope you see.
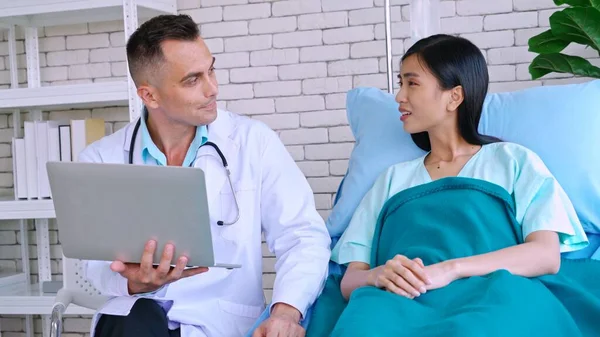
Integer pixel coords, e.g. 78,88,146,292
129,117,240,226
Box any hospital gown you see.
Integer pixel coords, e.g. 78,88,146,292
307,142,600,337
331,141,588,266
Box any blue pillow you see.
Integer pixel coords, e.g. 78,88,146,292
479,79,600,234
326,87,426,240
327,80,600,240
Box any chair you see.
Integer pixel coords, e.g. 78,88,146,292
50,259,325,337
50,257,108,337
49,182,348,337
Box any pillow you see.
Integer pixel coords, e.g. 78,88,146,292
326,87,426,240
327,80,600,240
479,79,600,234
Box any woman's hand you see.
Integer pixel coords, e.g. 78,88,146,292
423,260,459,291
367,255,432,299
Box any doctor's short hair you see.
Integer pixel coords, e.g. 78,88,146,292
126,14,200,86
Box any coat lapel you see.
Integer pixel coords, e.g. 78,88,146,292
122,119,147,165
194,109,237,208
123,110,236,207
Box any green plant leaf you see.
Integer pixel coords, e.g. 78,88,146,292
550,8,600,52
529,53,600,79
553,0,600,9
528,29,571,53
554,0,593,6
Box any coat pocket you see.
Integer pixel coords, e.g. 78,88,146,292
214,299,266,336
218,299,265,319
218,184,257,241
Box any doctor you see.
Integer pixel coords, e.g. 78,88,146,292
78,14,331,337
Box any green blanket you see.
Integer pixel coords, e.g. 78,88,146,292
307,177,600,337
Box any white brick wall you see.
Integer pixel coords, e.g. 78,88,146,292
456,0,513,15
2,0,598,335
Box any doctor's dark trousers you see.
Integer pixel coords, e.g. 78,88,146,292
94,298,181,337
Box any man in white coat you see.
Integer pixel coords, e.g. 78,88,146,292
80,14,331,337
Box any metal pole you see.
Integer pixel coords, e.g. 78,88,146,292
9,24,34,337
123,0,141,122
384,0,393,94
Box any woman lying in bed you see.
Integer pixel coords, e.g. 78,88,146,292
307,34,600,337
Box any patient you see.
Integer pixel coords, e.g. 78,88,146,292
335,34,588,298
307,34,600,337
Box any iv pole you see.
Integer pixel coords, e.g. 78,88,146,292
384,0,393,94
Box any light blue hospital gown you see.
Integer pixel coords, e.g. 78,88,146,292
331,142,589,266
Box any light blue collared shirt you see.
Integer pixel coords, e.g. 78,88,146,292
139,109,208,166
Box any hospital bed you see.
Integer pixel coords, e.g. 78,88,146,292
49,3,600,337
49,74,600,337
245,79,600,336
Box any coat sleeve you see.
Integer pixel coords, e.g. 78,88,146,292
259,127,332,319
78,146,167,298
75,146,131,297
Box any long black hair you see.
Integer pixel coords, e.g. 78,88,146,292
401,34,501,152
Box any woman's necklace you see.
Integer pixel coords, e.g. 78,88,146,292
428,145,481,170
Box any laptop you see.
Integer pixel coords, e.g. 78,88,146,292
46,161,241,269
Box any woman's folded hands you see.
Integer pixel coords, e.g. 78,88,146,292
367,255,459,299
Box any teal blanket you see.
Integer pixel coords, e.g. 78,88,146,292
308,177,600,336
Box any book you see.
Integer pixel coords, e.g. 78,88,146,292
12,118,105,199
70,119,105,162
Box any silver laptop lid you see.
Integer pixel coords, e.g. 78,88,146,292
46,161,216,267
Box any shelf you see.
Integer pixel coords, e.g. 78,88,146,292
0,197,55,220
0,271,27,288
0,80,129,113
0,283,96,315
0,0,176,27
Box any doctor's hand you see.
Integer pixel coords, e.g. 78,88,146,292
110,240,209,295
253,303,304,337
367,255,432,299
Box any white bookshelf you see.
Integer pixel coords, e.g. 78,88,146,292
0,283,95,316
0,81,129,112
0,0,175,27
0,198,55,220
0,271,28,289
0,1,178,336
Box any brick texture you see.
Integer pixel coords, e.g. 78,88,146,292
1,1,596,336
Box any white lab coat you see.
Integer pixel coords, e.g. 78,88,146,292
79,108,331,337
